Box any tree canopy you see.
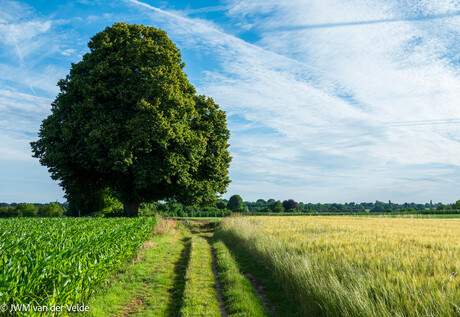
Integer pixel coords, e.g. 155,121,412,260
38,203,63,217
227,194,243,212
31,23,231,216
282,199,298,211
16,203,37,217
268,200,284,213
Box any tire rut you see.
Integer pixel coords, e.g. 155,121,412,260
166,236,192,316
243,272,276,315
209,244,228,317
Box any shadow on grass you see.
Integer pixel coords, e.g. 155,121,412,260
166,236,192,316
215,231,303,317
198,234,228,317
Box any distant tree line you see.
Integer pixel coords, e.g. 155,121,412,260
241,198,460,214
1,197,459,218
139,196,460,216
139,202,232,218
0,203,65,218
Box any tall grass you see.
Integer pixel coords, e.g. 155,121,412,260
217,216,460,316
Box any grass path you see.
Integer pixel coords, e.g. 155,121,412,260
83,222,191,316
185,222,270,317
180,236,221,316
83,219,275,317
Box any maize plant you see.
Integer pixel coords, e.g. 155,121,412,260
0,217,156,316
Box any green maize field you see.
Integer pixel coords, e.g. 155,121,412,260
0,217,156,315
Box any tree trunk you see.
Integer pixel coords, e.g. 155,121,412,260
124,201,140,217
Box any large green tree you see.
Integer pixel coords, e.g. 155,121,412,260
31,23,231,217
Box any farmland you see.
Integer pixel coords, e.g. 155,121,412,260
0,217,156,314
217,216,460,316
1,216,459,316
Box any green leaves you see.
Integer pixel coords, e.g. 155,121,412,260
31,23,231,215
0,217,156,312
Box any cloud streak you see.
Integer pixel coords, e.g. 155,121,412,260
125,0,460,202
1,0,459,203
265,11,460,31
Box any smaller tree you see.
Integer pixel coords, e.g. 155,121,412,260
452,200,460,210
227,195,243,212
38,203,63,217
216,201,227,210
0,207,8,218
282,199,298,211
0,206,20,218
16,203,37,217
139,202,158,217
370,205,384,213
166,201,183,217
269,200,284,213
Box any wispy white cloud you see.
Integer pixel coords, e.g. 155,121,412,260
0,90,51,162
0,0,32,23
125,0,460,202
61,48,76,56
0,20,52,46
0,62,63,96
0,89,50,113
0,1,102,202
0,134,34,161
1,0,458,203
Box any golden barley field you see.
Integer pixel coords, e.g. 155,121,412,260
218,216,460,316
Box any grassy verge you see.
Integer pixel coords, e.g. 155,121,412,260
213,240,270,316
82,219,191,316
215,231,302,317
180,236,221,316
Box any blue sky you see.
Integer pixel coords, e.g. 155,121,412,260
1,0,460,204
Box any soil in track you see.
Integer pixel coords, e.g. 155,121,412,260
243,272,275,315
210,245,228,317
